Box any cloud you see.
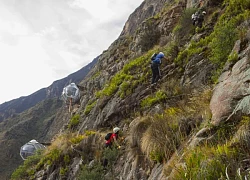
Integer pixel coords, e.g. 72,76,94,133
0,0,144,103
68,0,114,21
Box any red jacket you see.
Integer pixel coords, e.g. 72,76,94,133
106,133,118,145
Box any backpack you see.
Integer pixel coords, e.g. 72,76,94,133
105,133,112,140
151,53,158,61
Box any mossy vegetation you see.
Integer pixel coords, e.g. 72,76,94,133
96,49,162,99
84,130,96,136
91,71,101,80
173,116,250,179
77,146,119,180
174,0,250,83
131,87,212,163
84,100,97,115
174,144,239,180
77,163,105,180
141,90,167,108
208,19,238,66
138,18,161,52
11,150,43,180
68,114,80,129
228,51,239,63
11,132,92,179
173,8,197,45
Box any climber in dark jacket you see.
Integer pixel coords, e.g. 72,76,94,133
151,52,168,84
196,11,206,28
192,10,206,28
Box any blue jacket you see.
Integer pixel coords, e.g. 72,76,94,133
152,53,164,64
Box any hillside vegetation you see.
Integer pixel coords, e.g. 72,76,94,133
10,0,250,179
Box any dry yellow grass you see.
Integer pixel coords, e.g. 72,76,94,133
130,86,212,165
129,116,152,149
230,117,250,151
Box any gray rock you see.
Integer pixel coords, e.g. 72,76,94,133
210,49,250,125
148,164,163,180
181,54,215,87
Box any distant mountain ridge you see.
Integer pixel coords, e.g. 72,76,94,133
0,57,98,122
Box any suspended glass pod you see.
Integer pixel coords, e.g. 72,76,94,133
20,139,45,160
61,83,80,105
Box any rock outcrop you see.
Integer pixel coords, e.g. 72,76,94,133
210,31,250,125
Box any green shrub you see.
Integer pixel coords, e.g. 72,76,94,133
70,134,85,144
150,150,164,163
36,133,86,172
84,101,97,115
195,26,205,34
225,0,250,16
84,130,96,136
230,116,250,153
103,147,119,166
49,149,62,162
174,144,239,180
209,0,224,6
141,90,167,108
140,115,184,162
228,51,238,63
96,49,159,99
68,114,80,129
11,165,27,180
91,71,101,80
208,22,238,66
138,88,212,163
210,68,222,84
165,41,179,60
119,81,132,98
64,155,70,164
208,0,250,68
78,163,105,180
173,8,196,44
138,17,161,52
174,49,188,67
59,167,68,176
11,150,43,180
165,107,181,117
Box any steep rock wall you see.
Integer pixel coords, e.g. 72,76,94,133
210,29,250,125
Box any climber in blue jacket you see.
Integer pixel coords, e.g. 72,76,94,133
151,52,168,84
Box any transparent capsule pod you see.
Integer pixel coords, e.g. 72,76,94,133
61,83,80,105
20,139,45,160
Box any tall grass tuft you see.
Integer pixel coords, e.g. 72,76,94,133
129,116,152,149
140,115,184,162
174,144,240,180
130,87,212,164
230,116,250,153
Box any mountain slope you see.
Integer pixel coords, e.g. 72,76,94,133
10,0,250,179
0,98,68,179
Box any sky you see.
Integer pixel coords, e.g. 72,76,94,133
0,0,144,104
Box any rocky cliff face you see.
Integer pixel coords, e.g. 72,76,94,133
75,2,185,131
120,0,173,36
9,0,250,179
210,32,250,125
